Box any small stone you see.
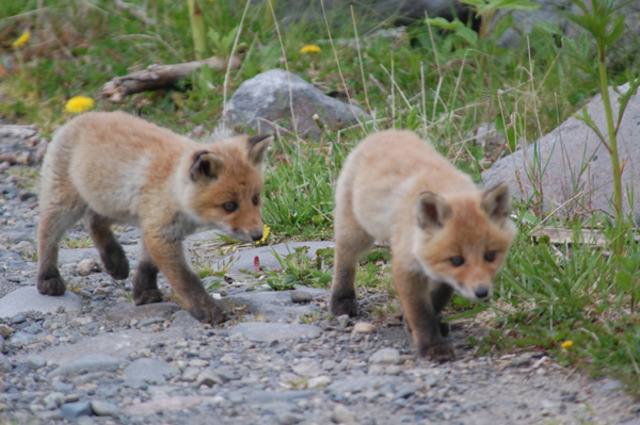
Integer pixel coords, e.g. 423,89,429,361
395,383,422,399
196,368,225,388
336,315,350,329
49,354,126,378
369,348,401,364
291,359,322,378
139,317,165,327
181,366,201,382
0,354,12,372
507,353,534,368
77,259,99,276
598,379,623,393
330,404,357,424
308,375,332,389
124,358,175,384
43,392,66,410
90,400,120,417
11,241,35,258
353,322,376,334
0,325,12,338
26,354,47,370
11,314,28,324
279,413,302,425
60,401,92,420
290,290,313,304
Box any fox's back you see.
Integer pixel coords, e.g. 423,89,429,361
338,130,475,240
44,112,193,220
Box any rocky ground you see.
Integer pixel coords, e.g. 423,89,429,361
1,138,640,425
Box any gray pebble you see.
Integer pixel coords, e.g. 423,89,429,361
60,400,92,420
77,259,99,276
290,290,313,304
369,348,400,364
90,400,120,417
139,316,166,327
43,392,65,410
124,358,175,384
196,368,226,388
0,354,12,372
49,354,126,377
25,354,47,370
336,314,350,329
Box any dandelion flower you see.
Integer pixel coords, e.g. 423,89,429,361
561,340,573,350
65,96,95,114
12,30,31,48
256,224,270,245
300,44,321,54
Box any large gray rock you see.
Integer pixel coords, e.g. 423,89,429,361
0,286,82,319
218,69,370,139
261,0,471,29
482,84,640,221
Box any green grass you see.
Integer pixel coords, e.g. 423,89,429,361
2,0,640,396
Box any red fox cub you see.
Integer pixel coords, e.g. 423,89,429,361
37,111,271,324
330,130,516,361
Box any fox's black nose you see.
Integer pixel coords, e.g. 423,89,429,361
474,286,490,299
250,231,263,242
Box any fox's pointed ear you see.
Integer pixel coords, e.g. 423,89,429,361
481,183,511,222
247,134,273,167
417,192,452,229
190,151,224,182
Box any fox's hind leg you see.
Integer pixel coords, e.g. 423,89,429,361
131,240,163,305
330,201,374,317
85,210,130,280
37,202,85,295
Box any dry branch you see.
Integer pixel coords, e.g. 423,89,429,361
101,55,242,102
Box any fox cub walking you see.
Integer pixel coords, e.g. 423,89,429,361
330,130,516,361
37,111,271,323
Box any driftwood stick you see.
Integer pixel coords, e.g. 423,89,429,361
101,55,242,102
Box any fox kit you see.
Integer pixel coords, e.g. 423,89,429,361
37,111,271,323
330,130,516,361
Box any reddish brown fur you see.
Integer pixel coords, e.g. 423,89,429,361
37,111,271,323
330,130,516,361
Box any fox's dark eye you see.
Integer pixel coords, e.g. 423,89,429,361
222,202,238,213
484,251,496,262
450,256,465,267
252,194,260,206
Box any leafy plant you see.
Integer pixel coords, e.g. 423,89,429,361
566,0,640,231
262,247,334,291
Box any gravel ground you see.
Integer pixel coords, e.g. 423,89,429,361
1,136,640,425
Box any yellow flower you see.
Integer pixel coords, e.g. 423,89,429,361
300,44,321,54
256,224,270,245
561,340,573,350
12,30,31,48
65,96,95,114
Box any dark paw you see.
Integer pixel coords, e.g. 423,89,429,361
102,246,130,280
37,273,66,296
419,341,455,362
189,299,228,324
330,295,358,317
133,289,164,305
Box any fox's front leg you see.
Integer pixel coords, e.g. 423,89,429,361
142,231,226,324
394,265,454,362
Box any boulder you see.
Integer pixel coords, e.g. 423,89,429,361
217,69,369,139
482,84,640,222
